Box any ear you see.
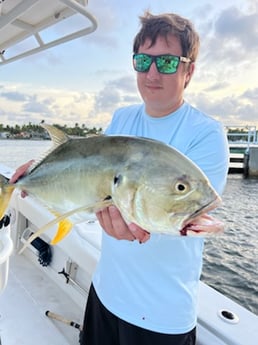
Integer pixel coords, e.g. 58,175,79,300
184,63,195,89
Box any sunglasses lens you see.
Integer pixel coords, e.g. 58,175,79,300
156,55,180,74
133,54,180,74
133,54,152,72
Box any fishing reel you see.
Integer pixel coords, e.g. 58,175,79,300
30,236,52,267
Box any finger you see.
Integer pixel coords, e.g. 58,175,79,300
108,206,136,241
96,210,104,227
96,208,113,235
128,223,150,243
96,207,135,241
139,231,151,243
10,160,34,183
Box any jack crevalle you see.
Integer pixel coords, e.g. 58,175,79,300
0,124,221,249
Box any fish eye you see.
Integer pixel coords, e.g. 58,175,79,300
175,180,189,193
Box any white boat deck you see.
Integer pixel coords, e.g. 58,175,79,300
1,249,258,345
0,253,84,345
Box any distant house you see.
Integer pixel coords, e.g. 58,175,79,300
14,131,31,139
0,132,10,139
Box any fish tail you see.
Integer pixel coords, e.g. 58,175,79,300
0,175,15,219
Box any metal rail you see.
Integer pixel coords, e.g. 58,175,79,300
226,126,257,153
0,0,97,66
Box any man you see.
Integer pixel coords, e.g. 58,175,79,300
79,11,229,345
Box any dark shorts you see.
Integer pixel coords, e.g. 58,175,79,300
79,284,196,345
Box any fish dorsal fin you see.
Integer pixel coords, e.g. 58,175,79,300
41,123,70,147
28,124,70,172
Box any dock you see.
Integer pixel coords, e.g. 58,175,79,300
229,144,258,177
229,152,245,174
227,126,258,177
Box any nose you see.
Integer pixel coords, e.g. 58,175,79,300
146,60,160,79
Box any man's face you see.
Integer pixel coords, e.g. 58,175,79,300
136,35,194,117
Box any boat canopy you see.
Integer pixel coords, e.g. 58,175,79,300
0,0,97,66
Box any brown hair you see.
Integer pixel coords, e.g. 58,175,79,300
133,12,200,62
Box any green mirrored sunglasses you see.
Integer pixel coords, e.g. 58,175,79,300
133,53,191,74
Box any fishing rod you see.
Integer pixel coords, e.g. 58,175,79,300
45,310,82,331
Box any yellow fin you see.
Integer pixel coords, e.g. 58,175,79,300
50,219,73,245
0,176,15,219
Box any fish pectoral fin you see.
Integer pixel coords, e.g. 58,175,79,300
19,200,113,254
51,219,73,245
18,211,76,254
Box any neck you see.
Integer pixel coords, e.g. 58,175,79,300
145,99,184,118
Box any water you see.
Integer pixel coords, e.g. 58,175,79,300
0,140,258,315
202,175,258,315
0,139,52,169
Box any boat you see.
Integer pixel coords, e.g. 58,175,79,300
0,1,258,344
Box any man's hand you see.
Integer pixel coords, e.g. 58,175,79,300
9,160,34,197
9,160,34,183
96,206,150,243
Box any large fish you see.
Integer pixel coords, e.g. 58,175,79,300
0,124,221,248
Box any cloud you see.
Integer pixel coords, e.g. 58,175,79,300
241,87,258,101
80,75,141,129
22,98,54,114
203,81,230,92
200,5,258,64
187,3,258,128
215,6,258,47
0,90,28,102
187,84,258,126
83,1,121,49
90,75,139,114
237,88,258,123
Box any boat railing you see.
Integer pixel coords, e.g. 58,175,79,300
0,0,98,66
226,125,258,153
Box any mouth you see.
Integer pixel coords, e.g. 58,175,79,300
180,196,221,236
145,84,162,90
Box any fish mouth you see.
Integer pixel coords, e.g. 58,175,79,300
180,196,221,236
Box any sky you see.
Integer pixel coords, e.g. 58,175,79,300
0,0,258,131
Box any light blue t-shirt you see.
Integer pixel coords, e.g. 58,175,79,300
93,102,229,334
